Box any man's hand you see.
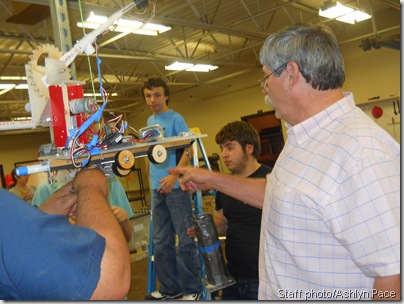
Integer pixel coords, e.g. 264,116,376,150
168,167,214,192
21,188,34,201
187,226,196,238
111,206,133,242
40,182,77,217
111,206,129,223
157,174,177,194
170,166,266,209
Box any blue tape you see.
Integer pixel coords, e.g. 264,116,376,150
90,147,100,156
198,241,221,253
86,134,98,150
81,158,89,167
65,102,107,148
96,56,104,98
120,121,128,133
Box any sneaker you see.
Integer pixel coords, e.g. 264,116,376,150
180,293,201,300
145,291,183,300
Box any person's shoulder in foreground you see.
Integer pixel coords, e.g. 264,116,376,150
0,169,130,300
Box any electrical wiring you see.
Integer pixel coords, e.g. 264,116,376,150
63,40,113,168
107,114,124,132
125,0,157,24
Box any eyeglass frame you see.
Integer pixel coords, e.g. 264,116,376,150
258,63,287,89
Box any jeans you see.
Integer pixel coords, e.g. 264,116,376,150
152,189,201,296
221,278,259,300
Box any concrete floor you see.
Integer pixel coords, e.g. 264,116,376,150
127,197,153,301
126,248,225,301
127,255,150,300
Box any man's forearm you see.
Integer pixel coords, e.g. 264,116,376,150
120,218,133,242
73,170,130,299
175,148,192,171
173,167,267,208
75,191,124,241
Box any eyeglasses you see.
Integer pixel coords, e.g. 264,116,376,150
258,63,287,89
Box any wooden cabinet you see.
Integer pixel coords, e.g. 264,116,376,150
241,111,284,168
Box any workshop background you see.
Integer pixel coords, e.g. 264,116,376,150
0,0,400,300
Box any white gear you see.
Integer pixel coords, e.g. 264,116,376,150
26,44,67,100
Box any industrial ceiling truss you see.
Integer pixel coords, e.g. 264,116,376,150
0,0,400,126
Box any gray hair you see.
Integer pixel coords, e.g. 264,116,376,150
259,23,345,90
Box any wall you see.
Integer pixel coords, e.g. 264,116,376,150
341,41,400,103
0,39,400,183
341,41,400,143
0,132,50,187
129,40,401,158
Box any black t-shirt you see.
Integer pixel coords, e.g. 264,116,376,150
215,165,272,280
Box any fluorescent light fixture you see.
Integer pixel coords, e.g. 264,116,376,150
77,21,99,30
13,117,32,121
15,84,28,89
87,12,108,23
336,10,371,24
0,84,15,89
116,18,142,29
0,84,15,96
132,28,158,36
319,1,353,19
166,62,218,72
186,64,218,72
142,23,171,34
77,12,171,36
319,1,371,23
0,81,27,93
165,62,194,71
0,76,27,81
115,18,143,32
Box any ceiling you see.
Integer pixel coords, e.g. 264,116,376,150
0,0,400,126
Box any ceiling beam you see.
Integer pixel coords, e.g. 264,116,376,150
13,0,269,41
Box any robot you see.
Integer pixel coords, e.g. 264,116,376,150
16,0,203,181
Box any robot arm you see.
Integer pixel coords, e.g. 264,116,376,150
60,1,140,67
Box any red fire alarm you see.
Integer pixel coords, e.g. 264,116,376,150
5,174,14,188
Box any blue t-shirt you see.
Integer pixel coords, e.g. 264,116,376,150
107,177,135,218
147,109,189,190
0,189,105,300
